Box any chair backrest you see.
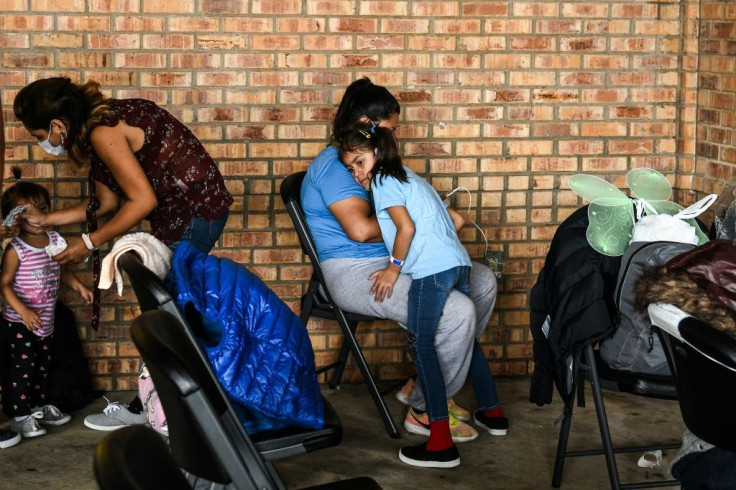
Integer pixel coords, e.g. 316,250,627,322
657,316,736,451
280,171,322,270
131,309,279,489
94,425,192,490
117,251,190,327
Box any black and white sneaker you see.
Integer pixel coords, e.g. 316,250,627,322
474,409,508,436
0,429,21,449
399,443,460,468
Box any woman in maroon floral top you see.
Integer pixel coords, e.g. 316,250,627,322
13,77,233,261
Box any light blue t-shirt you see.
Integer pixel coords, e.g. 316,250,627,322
372,167,471,279
301,145,388,261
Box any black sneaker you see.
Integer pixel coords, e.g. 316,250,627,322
474,409,508,436
399,442,460,468
0,429,21,449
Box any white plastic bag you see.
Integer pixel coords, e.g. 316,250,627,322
631,214,699,245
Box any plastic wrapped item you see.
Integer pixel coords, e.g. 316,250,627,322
713,184,736,241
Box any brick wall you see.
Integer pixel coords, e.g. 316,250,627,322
0,0,731,390
692,0,736,195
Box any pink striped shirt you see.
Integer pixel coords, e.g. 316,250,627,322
2,231,62,338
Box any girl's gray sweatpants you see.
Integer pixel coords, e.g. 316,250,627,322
321,256,497,411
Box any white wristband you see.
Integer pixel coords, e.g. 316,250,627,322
389,255,405,267
81,233,97,251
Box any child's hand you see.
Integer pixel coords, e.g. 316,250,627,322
78,285,94,305
369,267,400,302
20,309,43,332
0,224,18,239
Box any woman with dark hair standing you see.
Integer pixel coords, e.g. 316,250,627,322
13,77,233,430
13,77,232,262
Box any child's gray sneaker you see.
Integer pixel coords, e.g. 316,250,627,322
37,404,71,426
83,398,148,431
0,429,21,448
11,412,47,438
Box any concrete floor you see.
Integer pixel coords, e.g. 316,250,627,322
0,377,685,489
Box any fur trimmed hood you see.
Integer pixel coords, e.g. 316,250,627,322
636,239,736,340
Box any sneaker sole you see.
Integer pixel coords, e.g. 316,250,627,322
404,419,430,437
39,417,71,426
399,450,460,468
395,391,411,406
404,419,478,443
0,433,21,449
84,419,127,431
19,429,46,438
473,415,508,436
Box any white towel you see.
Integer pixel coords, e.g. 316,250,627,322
99,232,173,296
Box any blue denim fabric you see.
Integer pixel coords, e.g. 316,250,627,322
168,210,229,255
407,265,471,423
469,338,500,410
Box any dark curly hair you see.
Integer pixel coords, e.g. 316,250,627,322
1,166,51,218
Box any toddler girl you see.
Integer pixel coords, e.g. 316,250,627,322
0,168,92,439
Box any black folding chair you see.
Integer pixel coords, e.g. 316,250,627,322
94,425,192,490
279,171,400,439
131,309,381,490
117,251,343,461
552,344,680,489
649,303,736,452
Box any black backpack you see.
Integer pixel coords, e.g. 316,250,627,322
1,301,96,416
599,241,695,375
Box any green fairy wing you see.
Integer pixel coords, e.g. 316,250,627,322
569,174,634,256
627,168,672,202
586,202,635,256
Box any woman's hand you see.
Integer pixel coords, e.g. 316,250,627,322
17,207,47,230
53,236,91,264
369,267,400,302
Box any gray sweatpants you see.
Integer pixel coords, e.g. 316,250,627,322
321,257,497,411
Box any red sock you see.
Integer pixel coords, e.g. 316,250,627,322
484,407,504,418
426,421,453,451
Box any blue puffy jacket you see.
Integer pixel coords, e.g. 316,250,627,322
165,242,324,431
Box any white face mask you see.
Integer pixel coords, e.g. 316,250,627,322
38,123,67,156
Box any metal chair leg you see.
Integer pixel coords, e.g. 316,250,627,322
584,345,621,490
329,338,351,389
334,310,401,439
552,357,580,488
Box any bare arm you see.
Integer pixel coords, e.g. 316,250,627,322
53,122,157,264
368,205,415,302
328,196,383,243
447,207,466,232
29,185,118,228
61,269,93,304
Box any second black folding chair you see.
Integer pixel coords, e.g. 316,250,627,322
130,309,381,490
279,171,401,439
117,251,342,461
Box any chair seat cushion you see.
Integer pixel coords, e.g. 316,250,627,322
593,349,677,399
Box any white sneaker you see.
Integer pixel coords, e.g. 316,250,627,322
83,397,148,431
11,412,47,438
36,404,71,426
